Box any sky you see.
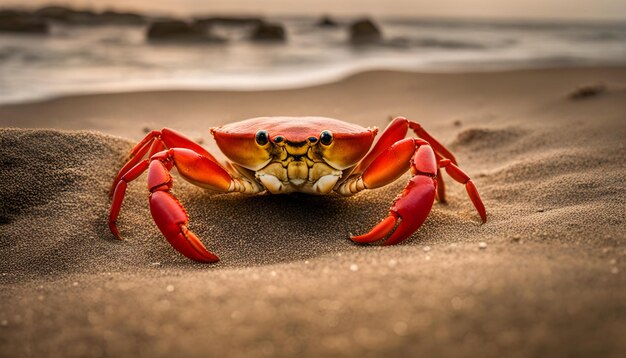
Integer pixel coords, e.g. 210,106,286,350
2,0,626,21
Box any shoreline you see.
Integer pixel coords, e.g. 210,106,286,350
2,64,626,107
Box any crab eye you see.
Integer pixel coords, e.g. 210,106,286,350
273,136,284,144
320,130,333,146
308,136,318,143
255,130,269,146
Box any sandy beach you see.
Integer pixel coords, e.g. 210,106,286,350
0,67,625,357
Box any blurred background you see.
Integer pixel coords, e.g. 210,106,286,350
1,4,626,357
1,0,625,104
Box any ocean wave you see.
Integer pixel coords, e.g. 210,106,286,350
1,16,625,104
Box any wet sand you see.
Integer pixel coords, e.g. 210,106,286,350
1,67,625,357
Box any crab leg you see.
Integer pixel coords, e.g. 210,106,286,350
109,159,150,239
433,152,447,203
110,137,153,195
110,148,261,263
438,159,487,222
349,116,456,202
353,117,456,174
111,128,225,195
408,120,457,165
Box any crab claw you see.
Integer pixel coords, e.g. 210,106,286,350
150,190,220,263
350,175,436,245
350,213,398,244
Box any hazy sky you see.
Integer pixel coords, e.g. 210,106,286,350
3,0,626,21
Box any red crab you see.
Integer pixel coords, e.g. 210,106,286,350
109,116,486,262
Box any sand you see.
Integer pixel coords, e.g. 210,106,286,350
0,67,625,357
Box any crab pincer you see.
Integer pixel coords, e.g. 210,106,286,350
147,159,219,263
350,142,439,245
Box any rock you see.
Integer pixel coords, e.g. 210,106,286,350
349,18,382,44
251,22,286,42
568,83,607,100
34,6,74,21
317,15,338,27
147,20,224,43
34,6,144,25
34,6,98,24
0,10,49,34
147,20,199,40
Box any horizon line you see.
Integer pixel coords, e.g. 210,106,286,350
1,3,626,24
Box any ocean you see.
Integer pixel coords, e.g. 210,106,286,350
1,16,625,104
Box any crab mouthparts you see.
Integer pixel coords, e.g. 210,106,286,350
287,160,308,185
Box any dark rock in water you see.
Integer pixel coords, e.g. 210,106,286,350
34,6,98,24
147,20,199,39
147,20,225,43
34,6,76,20
0,10,48,34
194,16,263,27
34,6,144,25
349,18,382,44
317,15,338,27
251,22,286,42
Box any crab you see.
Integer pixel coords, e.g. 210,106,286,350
109,116,486,262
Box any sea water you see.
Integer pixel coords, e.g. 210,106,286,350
0,17,625,104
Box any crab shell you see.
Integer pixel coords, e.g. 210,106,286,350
210,117,379,171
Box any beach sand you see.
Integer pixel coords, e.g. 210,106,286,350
1,67,625,357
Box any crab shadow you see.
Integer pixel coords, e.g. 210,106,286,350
175,188,395,268
110,171,476,269
93,168,472,270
